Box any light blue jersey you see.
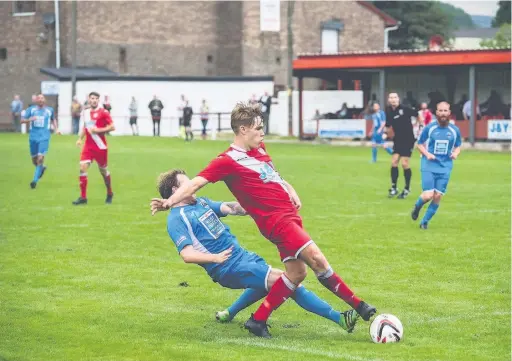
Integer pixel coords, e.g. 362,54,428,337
167,197,248,282
418,121,462,174
372,110,386,132
23,106,55,141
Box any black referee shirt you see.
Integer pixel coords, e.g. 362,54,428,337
385,105,416,142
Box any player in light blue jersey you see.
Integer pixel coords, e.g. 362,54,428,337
411,102,462,229
21,94,60,189
155,169,360,337
370,102,393,163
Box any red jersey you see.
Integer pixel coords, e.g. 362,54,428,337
82,107,113,150
198,143,297,236
420,109,433,125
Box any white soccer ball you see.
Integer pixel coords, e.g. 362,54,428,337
369,314,403,344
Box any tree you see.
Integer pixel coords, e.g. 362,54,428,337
480,23,512,48
437,2,475,30
372,1,452,49
492,1,511,27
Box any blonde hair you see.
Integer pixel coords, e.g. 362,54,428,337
230,101,263,134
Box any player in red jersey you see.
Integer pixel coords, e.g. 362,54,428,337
72,92,116,205
151,102,376,338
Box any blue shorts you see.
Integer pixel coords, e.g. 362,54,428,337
217,251,271,291
372,133,384,144
29,139,49,157
422,171,451,194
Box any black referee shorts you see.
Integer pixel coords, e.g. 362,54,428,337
393,139,415,157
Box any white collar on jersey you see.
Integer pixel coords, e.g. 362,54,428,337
230,143,248,153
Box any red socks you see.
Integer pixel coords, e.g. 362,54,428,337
103,172,113,196
253,275,296,322
79,173,88,199
317,267,361,308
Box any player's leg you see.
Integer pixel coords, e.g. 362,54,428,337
397,155,412,199
37,140,49,180
30,141,48,188
389,152,400,197
411,171,435,221
152,118,156,136
73,150,91,204
134,118,139,135
382,140,393,155
297,242,376,321
97,152,113,204
371,141,378,163
420,173,448,228
245,259,305,337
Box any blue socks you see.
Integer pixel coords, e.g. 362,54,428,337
385,147,393,155
371,147,377,162
227,288,266,319
291,286,341,324
226,285,341,324
421,202,440,225
33,164,43,183
415,196,427,209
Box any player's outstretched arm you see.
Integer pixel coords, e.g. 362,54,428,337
153,176,209,214
180,245,233,264
221,202,247,216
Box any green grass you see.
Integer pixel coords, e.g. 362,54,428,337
0,133,510,361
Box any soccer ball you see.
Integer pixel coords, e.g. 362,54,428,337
369,314,403,344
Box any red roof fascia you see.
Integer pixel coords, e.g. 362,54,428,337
357,1,398,27
293,50,512,70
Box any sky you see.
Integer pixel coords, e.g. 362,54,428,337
442,1,499,16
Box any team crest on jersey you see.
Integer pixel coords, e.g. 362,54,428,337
259,162,283,184
399,109,403,115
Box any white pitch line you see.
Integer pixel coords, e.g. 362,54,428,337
213,337,385,361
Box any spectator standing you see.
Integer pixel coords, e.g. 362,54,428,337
11,94,23,132
200,99,209,140
103,95,112,113
129,96,139,136
463,98,480,121
259,91,272,134
149,95,164,136
183,101,194,142
71,96,82,135
177,94,187,138
418,102,433,127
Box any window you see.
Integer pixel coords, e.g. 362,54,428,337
207,55,213,63
321,29,338,54
119,47,127,73
0,48,6,61
13,1,36,15
320,19,343,54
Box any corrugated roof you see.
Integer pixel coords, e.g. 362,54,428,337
297,47,512,58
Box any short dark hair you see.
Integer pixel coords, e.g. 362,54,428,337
89,91,100,98
231,101,263,134
157,169,186,199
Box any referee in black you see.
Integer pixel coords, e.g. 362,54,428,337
385,92,417,199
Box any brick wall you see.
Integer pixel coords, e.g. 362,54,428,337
242,1,386,87
0,1,58,123
0,1,388,125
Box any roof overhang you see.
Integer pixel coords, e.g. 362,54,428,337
293,48,512,73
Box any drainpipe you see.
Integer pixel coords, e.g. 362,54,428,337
54,0,60,68
384,21,401,51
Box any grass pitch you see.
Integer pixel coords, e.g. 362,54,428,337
0,134,510,361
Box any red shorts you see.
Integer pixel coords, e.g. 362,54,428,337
80,147,108,168
268,216,314,262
